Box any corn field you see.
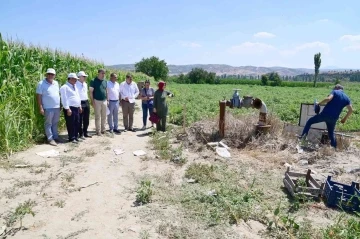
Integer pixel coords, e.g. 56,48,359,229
0,33,150,156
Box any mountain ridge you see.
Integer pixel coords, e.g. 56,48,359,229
107,63,356,77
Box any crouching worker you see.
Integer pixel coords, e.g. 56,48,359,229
299,84,353,148
153,81,174,132
60,73,82,143
252,98,268,125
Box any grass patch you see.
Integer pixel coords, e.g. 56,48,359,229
181,163,265,226
184,163,218,184
323,213,360,238
14,180,39,188
135,180,153,206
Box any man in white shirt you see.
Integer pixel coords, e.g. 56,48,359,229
76,71,92,139
60,73,83,143
107,73,121,134
119,73,139,132
36,68,61,146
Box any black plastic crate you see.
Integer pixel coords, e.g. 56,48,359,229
323,176,360,212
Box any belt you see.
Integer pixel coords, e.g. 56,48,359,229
109,100,119,102
121,99,128,102
81,100,89,103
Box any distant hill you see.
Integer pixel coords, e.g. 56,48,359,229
107,63,359,77
108,64,317,76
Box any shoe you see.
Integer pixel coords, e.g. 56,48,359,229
130,128,136,132
109,129,113,133
69,139,78,144
75,138,83,142
141,126,146,130
79,135,86,140
101,131,105,134
113,129,121,134
49,140,57,146
84,134,92,138
96,132,102,136
54,138,64,143
123,128,127,132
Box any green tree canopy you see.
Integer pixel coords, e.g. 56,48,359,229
135,56,169,81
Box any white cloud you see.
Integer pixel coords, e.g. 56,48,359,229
179,41,202,48
253,32,276,38
229,42,276,54
340,34,360,42
280,41,330,56
343,44,360,51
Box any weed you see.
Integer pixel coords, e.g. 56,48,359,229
135,180,153,206
38,161,51,168
184,163,218,184
2,187,20,199
62,173,75,183
84,149,96,157
139,229,150,239
15,180,39,188
54,200,66,208
59,155,83,167
5,199,36,228
323,213,360,238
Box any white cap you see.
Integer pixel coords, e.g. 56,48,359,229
77,71,88,77
46,68,56,74
67,73,79,79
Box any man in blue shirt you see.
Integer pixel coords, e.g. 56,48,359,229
299,84,353,148
36,68,61,146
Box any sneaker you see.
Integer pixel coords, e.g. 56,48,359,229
79,135,86,140
49,140,57,146
84,134,92,138
113,129,121,134
141,126,146,130
76,138,83,142
69,139,78,144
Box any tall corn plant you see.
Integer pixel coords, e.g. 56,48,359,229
0,33,152,157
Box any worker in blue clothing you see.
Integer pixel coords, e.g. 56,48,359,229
299,84,353,148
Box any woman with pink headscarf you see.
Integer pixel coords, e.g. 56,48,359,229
153,81,173,132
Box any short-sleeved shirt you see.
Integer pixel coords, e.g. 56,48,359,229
321,90,351,120
36,79,60,109
141,87,155,104
90,77,107,101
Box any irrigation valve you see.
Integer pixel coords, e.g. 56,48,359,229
229,89,254,109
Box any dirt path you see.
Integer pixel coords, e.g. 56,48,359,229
0,100,173,239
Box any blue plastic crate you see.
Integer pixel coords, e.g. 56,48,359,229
323,176,360,212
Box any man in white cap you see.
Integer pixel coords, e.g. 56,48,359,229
76,71,92,139
36,68,61,146
60,73,82,143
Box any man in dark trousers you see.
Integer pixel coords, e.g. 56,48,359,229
76,71,91,139
299,84,353,148
60,73,82,143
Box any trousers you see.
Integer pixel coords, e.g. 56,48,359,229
108,100,120,130
44,108,60,141
63,106,80,141
301,114,337,148
121,100,135,129
79,100,90,136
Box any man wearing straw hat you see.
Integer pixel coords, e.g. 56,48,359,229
36,68,61,146
298,84,353,148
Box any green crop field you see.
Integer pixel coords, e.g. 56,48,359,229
0,35,150,156
166,83,360,132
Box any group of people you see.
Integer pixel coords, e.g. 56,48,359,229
36,68,173,146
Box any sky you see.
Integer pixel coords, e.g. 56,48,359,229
1,0,360,69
